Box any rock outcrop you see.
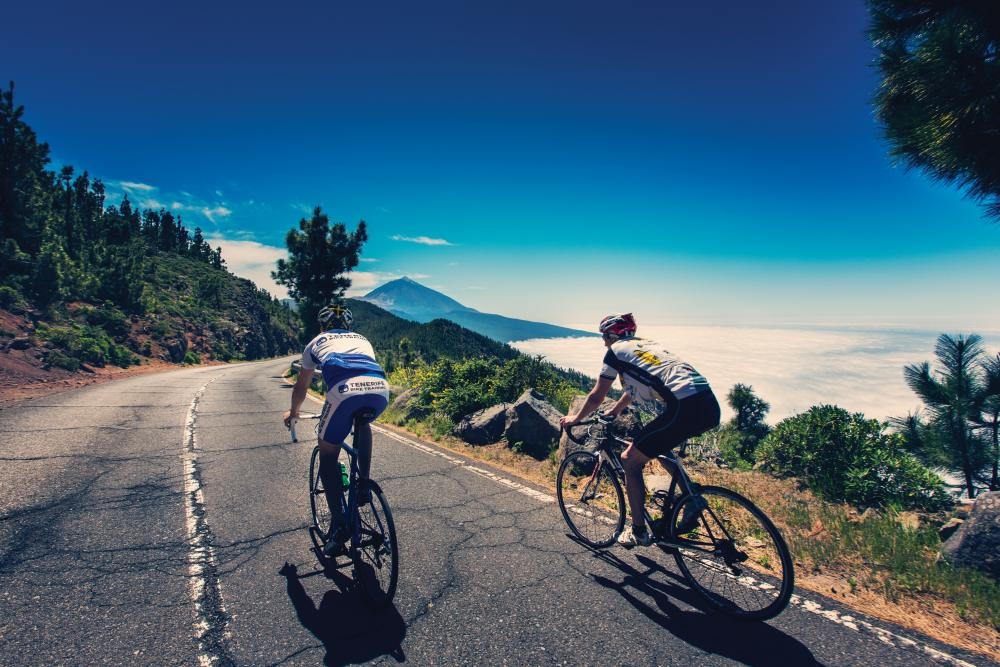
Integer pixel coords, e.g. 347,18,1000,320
452,389,562,460
505,390,562,459
939,491,1000,579
453,403,511,445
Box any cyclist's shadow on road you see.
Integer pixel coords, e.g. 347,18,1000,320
588,547,822,667
280,562,406,666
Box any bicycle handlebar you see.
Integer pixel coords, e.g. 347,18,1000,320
287,413,320,443
563,413,615,447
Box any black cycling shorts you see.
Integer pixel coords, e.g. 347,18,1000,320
633,390,721,458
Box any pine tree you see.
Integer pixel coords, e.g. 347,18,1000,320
272,206,367,339
867,1,1000,220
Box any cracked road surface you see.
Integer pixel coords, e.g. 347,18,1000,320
0,358,994,666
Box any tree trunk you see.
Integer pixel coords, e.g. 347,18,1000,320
992,422,998,491
962,447,977,499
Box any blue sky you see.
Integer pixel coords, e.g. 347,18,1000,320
6,1,999,332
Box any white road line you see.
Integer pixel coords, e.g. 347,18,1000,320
182,379,229,667
370,418,981,667
375,425,554,503
788,596,978,667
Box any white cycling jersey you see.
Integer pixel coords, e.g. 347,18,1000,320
599,336,711,412
301,329,383,388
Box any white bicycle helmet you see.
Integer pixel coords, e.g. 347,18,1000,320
317,303,353,330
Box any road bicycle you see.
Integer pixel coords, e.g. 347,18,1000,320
558,413,794,621
290,411,399,606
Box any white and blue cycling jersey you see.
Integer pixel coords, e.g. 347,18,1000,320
301,329,384,387
300,329,389,444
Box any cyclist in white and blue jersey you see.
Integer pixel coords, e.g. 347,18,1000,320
560,313,720,548
284,303,389,555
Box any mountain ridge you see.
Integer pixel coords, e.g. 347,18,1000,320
359,277,597,343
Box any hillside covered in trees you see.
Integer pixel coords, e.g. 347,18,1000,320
348,298,518,369
0,82,299,373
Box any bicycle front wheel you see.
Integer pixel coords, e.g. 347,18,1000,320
556,450,626,548
308,446,333,554
352,481,399,606
671,486,794,621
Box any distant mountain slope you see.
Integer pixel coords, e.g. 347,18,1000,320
346,298,520,365
359,277,597,343
345,298,594,390
363,276,473,320
443,311,597,343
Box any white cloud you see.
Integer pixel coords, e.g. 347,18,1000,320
391,234,454,246
345,271,412,296
208,238,289,299
208,237,396,300
202,205,232,222
105,180,233,226
511,325,999,424
360,258,379,263
118,181,156,192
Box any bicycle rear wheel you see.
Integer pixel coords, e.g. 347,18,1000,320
308,446,333,554
671,486,794,621
352,481,399,606
556,450,626,548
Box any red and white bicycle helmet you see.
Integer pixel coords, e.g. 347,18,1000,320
598,313,636,340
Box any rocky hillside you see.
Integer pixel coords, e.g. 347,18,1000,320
1,252,300,382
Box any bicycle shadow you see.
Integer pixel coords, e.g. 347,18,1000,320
584,546,822,667
279,562,406,666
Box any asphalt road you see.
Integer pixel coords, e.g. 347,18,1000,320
0,357,995,667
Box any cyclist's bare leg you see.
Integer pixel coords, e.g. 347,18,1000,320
621,443,651,530
353,418,373,482
317,438,345,533
352,413,376,503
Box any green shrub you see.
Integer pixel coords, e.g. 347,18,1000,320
108,344,136,367
703,424,754,470
404,355,583,421
0,285,20,309
36,321,137,369
183,350,201,364
47,350,80,371
84,303,130,339
756,405,952,511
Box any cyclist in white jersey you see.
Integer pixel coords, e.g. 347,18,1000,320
283,303,389,555
560,313,720,547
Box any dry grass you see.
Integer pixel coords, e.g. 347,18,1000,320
686,463,1000,662
379,422,1000,664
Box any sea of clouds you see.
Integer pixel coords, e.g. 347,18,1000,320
511,325,999,425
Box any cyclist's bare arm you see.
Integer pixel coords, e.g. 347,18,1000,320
284,366,315,428
562,375,615,426
603,391,631,419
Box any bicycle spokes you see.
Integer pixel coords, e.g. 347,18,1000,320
556,450,626,548
671,486,794,621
